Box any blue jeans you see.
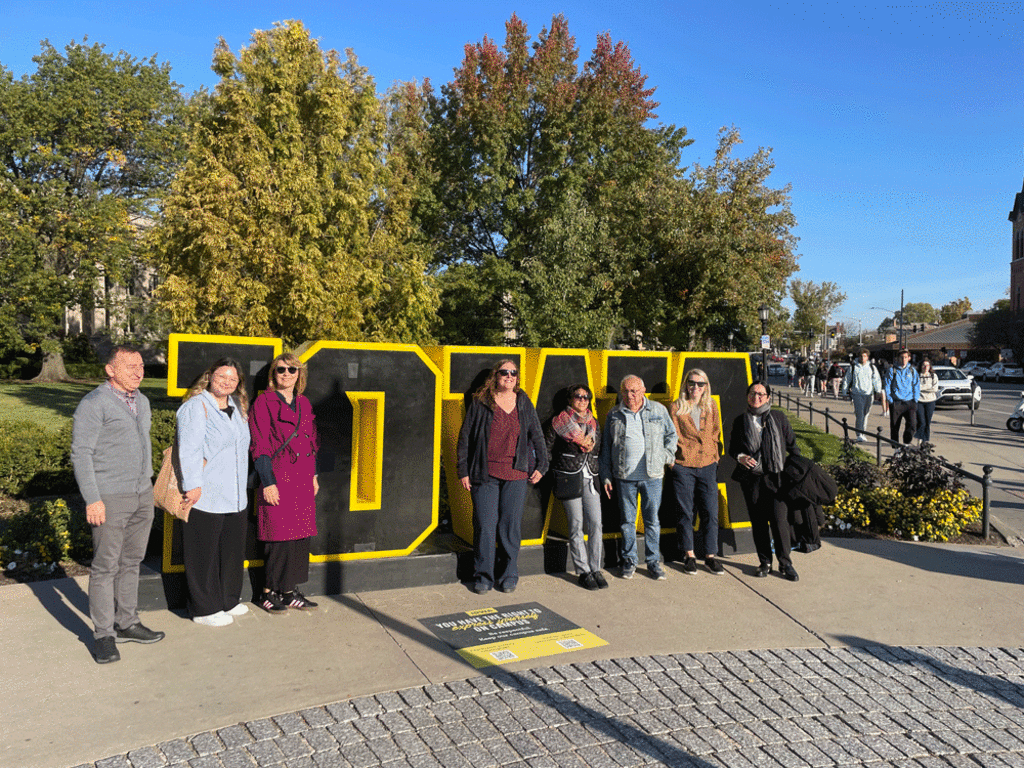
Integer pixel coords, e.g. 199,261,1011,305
470,477,527,590
615,477,663,567
670,463,719,558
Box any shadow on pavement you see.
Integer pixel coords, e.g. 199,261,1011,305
333,593,716,767
27,576,92,646
833,637,1024,710
827,538,1024,586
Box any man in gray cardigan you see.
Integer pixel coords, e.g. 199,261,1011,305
72,346,164,663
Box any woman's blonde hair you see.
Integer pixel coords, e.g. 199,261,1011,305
474,359,521,410
674,368,713,416
268,352,307,396
184,357,250,419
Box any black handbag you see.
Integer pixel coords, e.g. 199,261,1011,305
552,467,584,500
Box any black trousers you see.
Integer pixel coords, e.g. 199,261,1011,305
182,508,247,617
263,538,311,593
740,475,792,569
889,398,917,444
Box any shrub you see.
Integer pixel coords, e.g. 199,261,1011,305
0,498,91,575
0,421,75,497
884,443,964,497
151,409,177,475
826,439,885,492
825,482,982,542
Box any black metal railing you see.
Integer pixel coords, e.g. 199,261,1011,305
773,390,995,538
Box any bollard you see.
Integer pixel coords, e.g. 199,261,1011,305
982,465,993,540
876,427,883,466
825,407,830,435
842,416,849,442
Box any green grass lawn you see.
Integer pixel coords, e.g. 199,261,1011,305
782,408,874,466
0,379,181,429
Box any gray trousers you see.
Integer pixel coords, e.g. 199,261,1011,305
562,481,604,574
89,488,155,640
851,393,874,437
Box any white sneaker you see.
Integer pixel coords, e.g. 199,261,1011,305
225,603,249,617
193,611,233,627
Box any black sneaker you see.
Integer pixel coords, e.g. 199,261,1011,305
259,590,289,614
706,558,724,575
116,623,165,644
281,590,318,609
94,636,120,664
682,556,698,574
592,571,609,589
578,572,600,591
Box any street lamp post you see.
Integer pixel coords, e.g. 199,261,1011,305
758,304,769,382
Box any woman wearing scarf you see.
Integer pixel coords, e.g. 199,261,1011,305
545,384,607,590
729,381,801,582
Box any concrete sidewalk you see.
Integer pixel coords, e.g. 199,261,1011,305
3,537,1024,768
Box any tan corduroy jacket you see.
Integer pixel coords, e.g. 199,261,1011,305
669,400,722,469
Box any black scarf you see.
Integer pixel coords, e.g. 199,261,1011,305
743,402,785,474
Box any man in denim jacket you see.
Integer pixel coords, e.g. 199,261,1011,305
599,376,677,581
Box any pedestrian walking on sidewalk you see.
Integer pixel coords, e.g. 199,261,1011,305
884,349,920,445
840,348,884,442
915,359,939,445
72,346,165,664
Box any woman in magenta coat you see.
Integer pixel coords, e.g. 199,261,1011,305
250,353,320,612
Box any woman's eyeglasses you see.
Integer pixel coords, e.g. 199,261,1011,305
275,366,299,374
498,369,517,377
686,381,707,388
572,394,591,401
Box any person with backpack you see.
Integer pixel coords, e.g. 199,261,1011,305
840,348,884,442
884,348,920,445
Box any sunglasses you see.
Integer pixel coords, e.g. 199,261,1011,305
572,394,591,401
686,381,707,388
498,369,518,377
275,366,299,374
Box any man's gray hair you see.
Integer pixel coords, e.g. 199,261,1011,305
619,375,645,393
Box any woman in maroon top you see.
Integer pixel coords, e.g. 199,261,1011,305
456,359,547,594
249,353,320,612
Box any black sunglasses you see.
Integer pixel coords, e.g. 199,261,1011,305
275,366,299,374
572,393,591,401
686,381,707,388
498,369,518,377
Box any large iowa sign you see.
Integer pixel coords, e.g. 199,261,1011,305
162,334,756,574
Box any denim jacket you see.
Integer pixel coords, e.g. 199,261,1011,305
177,389,251,514
599,397,677,483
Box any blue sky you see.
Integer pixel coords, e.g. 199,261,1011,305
4,1,1022,333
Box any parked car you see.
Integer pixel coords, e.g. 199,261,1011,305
960,361,990,376
932,366,982,408
768,363,785,377
982,362,1024,382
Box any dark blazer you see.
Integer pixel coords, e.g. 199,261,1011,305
728,410,799,484
456,390,548,484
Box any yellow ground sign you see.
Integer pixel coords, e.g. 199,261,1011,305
420,602,607,669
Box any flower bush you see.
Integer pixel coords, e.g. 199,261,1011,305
824,442,982,542
0,498,91,577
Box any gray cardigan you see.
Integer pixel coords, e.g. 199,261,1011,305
71,384,153,505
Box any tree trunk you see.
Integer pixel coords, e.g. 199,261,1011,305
31,350,72,383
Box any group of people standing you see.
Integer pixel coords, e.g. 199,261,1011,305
72,348,322,664
73,350,805,666
457,360,804,598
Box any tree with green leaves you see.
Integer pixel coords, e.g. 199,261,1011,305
970,309,1024,366
901,302,939,324
629,127,798,350
939,297,972,324
0,39,186,380
154,21,437,347
790,279,846,345
393,14,691,348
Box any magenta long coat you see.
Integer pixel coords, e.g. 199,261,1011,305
249,391,319,542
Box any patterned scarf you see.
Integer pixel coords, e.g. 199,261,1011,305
552,407,597,448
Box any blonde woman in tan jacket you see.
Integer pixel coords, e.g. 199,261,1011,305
669,368,724,575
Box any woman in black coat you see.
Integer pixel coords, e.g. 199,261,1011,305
729,381,801,582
